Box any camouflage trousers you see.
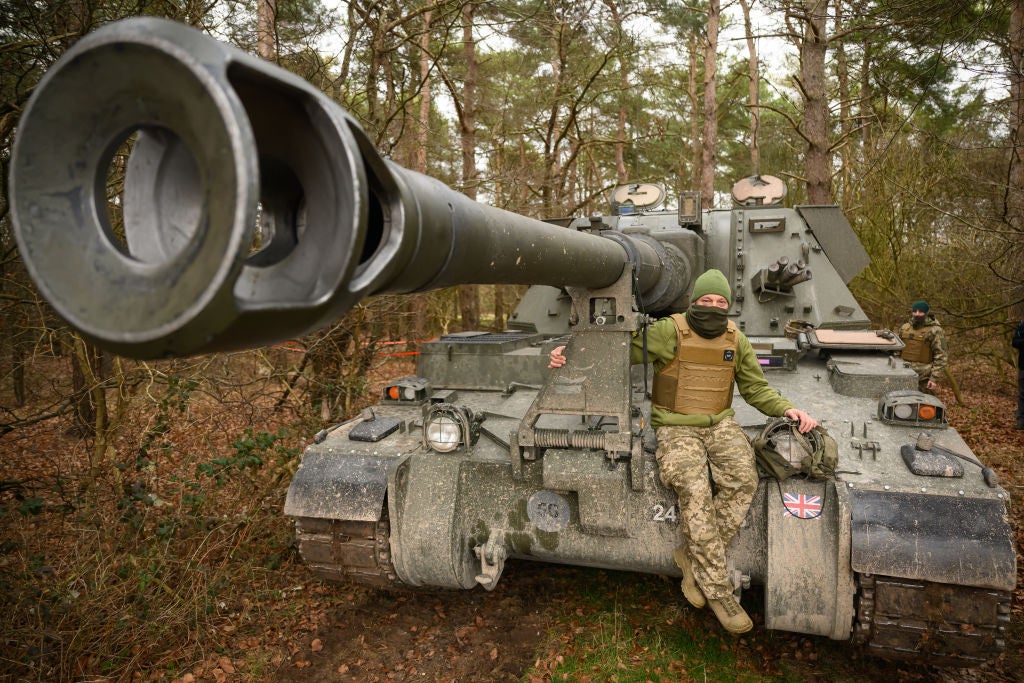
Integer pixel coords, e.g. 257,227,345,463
655,418,757,600
909,362,934,393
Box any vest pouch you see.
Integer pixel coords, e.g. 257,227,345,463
901,334,933,363
652,375,677,409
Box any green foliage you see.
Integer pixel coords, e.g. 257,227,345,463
196,429,296,487
16,497,43,516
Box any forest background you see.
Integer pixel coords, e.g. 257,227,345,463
1,0,1023,681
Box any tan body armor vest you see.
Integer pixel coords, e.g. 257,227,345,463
652,314,739,415
900,325,934,363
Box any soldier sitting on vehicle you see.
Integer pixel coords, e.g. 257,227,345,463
549,268,817,634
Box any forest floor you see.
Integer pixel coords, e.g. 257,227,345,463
1,355,1022,682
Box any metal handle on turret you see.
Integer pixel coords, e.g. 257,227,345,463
11,18,683,358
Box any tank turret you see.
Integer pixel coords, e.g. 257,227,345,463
10,18,1015,667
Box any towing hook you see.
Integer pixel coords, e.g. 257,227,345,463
473,531,508,591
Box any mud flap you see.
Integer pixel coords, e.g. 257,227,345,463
283,451,393,521
850,490,1016,591
765,478,856,639
387,455,479,589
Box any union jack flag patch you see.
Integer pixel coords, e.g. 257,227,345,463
782,493,822,519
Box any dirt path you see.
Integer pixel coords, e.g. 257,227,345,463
271,562,558,683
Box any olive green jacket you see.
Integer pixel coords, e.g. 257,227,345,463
631,317,794,428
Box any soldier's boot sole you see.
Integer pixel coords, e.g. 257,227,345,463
672,548,706,609
707,594,752,634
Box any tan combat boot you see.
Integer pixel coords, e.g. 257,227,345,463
672,548,705,609
707,593,752,634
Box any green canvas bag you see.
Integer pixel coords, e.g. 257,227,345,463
753,418,838,481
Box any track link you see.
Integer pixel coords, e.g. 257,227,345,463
293,514,399,588
853,574,1011,666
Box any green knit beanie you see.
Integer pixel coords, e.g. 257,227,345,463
911,300,929,313
690,269,732,305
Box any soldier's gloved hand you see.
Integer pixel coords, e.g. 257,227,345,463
784,408,818,433
548,345,567,369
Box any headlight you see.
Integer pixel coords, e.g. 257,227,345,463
878,390,946,427
422,403,475,453
425,415,462,452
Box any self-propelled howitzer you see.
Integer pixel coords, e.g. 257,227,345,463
10,18,1015,668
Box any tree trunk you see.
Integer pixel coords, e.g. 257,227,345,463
860,42,872,151
257,0,276,62
518,134,530,208
367,32,381,128
12,351,25,407
335,2,357,91
739,0,760,176
700,0,720,208
358,2,397,142
615,84,629,184
458,4,481,330
799,0,832,204
542,23,568,214
57,0,88,49
415,10,432,173
604,0,629,184
494,286,506,332
69,335,97,436
834,0,851,200
460,5,477,199
409,11,434,343
1008,0,1024,316
688,36,701,190
69,335,115,478
0,256,25,407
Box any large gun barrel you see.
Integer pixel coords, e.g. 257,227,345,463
11,18,689,358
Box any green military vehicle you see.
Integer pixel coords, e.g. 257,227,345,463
10,17,1014,667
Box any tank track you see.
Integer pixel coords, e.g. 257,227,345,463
293,522,1012,666
293,514,399,588
852,573,1011,666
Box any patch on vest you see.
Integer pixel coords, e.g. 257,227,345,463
723,350,735,361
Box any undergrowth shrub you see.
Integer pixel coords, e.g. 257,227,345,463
0,366,312,682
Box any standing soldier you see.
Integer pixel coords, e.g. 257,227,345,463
549,269,817,634
898,301,947,393
1013,319,1024,430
